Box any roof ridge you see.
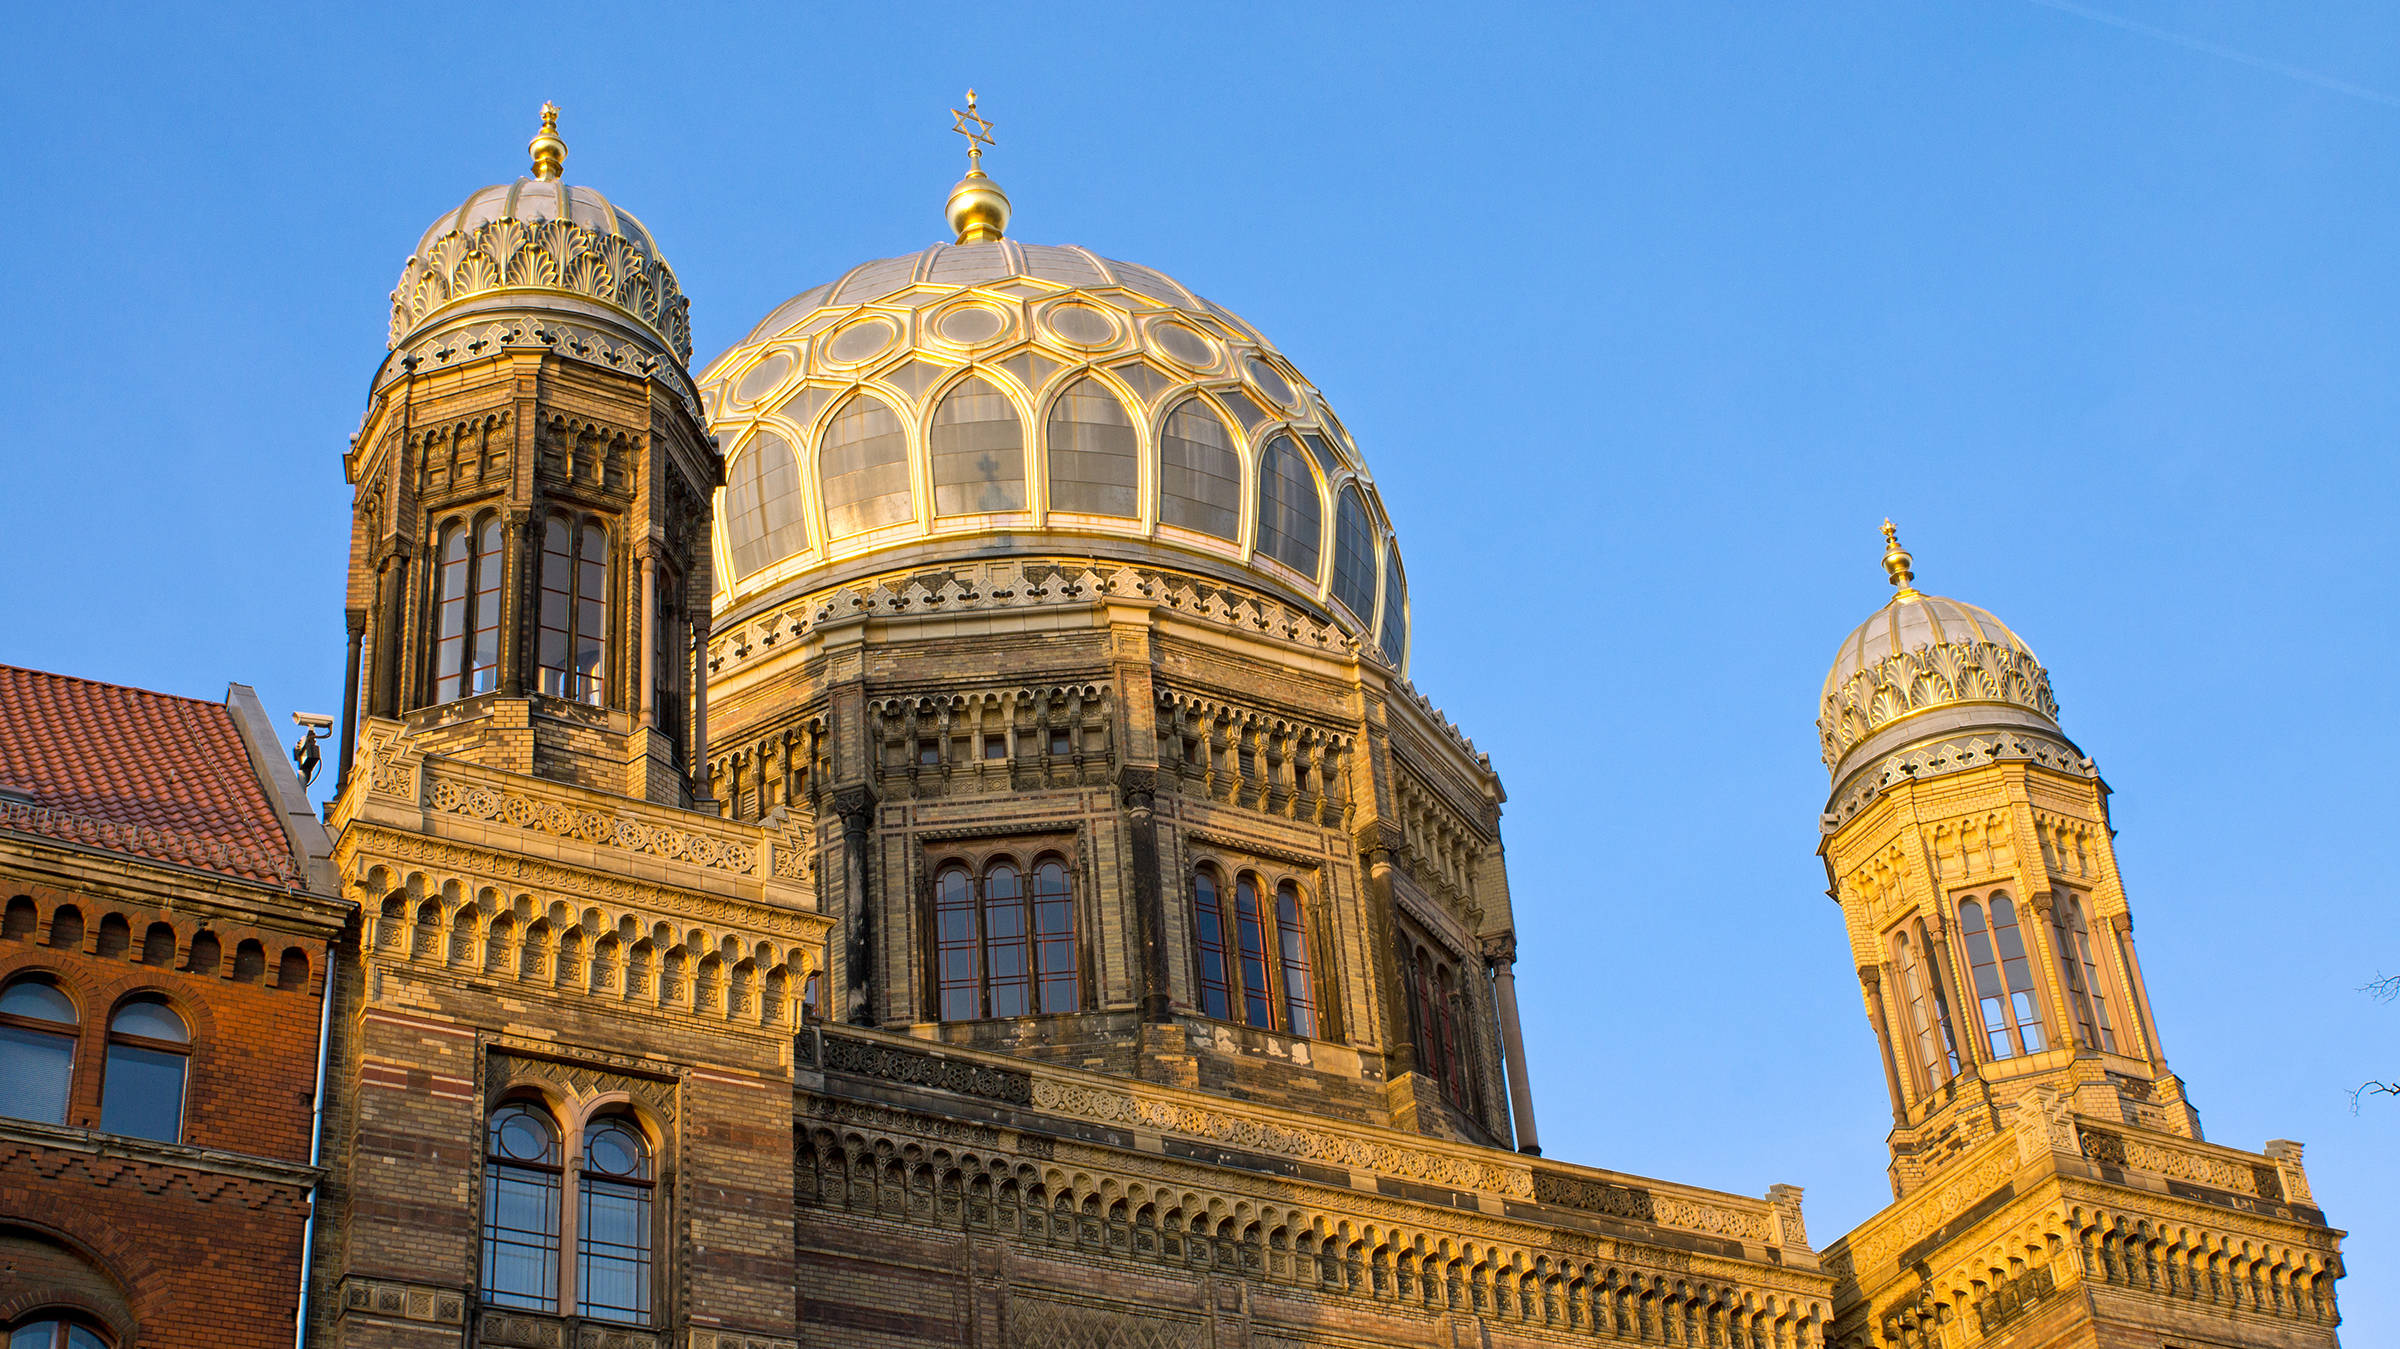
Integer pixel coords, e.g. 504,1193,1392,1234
0,663,220,709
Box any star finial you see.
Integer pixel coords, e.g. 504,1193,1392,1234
951,89,996,172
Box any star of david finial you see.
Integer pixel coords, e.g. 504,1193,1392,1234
950,89,996,172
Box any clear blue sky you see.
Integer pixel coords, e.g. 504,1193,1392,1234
3,1,2392,1333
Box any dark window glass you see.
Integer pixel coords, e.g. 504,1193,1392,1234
1254,435,1322,577
578,1119,653,1322
1048,728,1072,757
1989,895,2047,1053
1033,861,1078,1014
934,868,979,1022
433,525,471,702
1234,878,1273,1029
983,734,1007,760
725,429,809,577
2064,897,2118,1052
0,980,76,1125
99,998,187,1142
538,518,573,696
1193,871,1231,1020
1437,966,1468,1107
8,1321,112,1349
1330,486,1377,620
1157,396,1240,539
470,518,504,694
1894,931,1957,1090
930,375,1027,515
917,740,941,766
983,863,1030,1018
482,1103,562,1310
1377,544,1407,665
1275,883,1315,1038
1958,900,2016,1060
575,524,606,705
1045,376,1139,518
820,393,914,539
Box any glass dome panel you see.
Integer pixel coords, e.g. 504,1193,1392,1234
1254,435,1322,577
1331,486,1377,621
819,394,915,539
1045,377,1139,518
1378,543,1408,664
1157,396,1240,541
930,376,1027,516
726,430,809,577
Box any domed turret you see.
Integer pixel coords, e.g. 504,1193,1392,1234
1818,523,2085,821
386,103,692,370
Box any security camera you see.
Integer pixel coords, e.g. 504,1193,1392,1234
293,712,335,733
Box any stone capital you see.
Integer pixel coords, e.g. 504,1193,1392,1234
1480,933,1519,966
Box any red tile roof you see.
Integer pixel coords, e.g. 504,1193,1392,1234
0,664,299,886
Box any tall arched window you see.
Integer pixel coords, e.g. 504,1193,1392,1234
1157,396,1240,539
1436,966,1468,1106
934,858,1081,1020
99,997,187,1142
724,429,809,577
431,515,506,703
3,1317,110,1348
0,978,77,1125
1046,376,1139,517
538,516,608,705
1254,435,1322,576
2053,894,2119,1053
1330,485,1377,621
1892,930,1957,1091
1274,882,1316,1038
577,1118,654,1322
1377,543,1408,665
1958,895,2047,1059
819,393,914,539
1406,942,1444,1083
482,1102,563,1310
1192,869,1231,1020
1233,876,1274,1029
929,375,1026,514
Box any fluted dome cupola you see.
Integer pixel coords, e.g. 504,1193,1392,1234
1818,523,2088,821
385,103,693,374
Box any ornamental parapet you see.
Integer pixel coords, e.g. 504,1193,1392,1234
1818,638,2057,774
390,213,692,363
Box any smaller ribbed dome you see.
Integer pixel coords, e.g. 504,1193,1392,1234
1816,526,2061,781
387,108,691,365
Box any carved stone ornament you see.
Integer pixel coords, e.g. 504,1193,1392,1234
1817,638,2058,771
425,775,759,876
391,214,692,362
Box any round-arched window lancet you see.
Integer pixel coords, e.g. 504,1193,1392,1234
1157,395,1240,540
725,430,809,578
99,996,187,1143
1032,859,1077,1014
982,862,1029,1018
0,978,77,1126
537,516,608,706
577,1117,654,1323
933,867,978,1023
1377,542,1408,666
819,393,914,540
1254,434,1322,577
4,1317,111,1349
1191,868,1231,1021
1274,882,1316,1038
1330,485,1377,622
483,1101,563,1310
1233,876,1273,1030
1045,376,1139,518
929,375,1027,515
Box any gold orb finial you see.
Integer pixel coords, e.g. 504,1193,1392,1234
529,102,567,182
1880,519,1920,599
945,89,1010,244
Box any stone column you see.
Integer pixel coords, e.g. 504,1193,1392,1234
2021,891,2083,1054
835,787,877,1026
1859,965,1908,1125
338,609,366,793
689,611,711,803
1483,934,1540,1155
1122,769,1171,1023
637,548,658,723
1922,912,1983,1072
500,509,534,696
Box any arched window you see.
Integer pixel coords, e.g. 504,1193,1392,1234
934,859,1081,1021
538,517,608,705
929,375,1026,514
1404,942,1443,1083
2055,895,2119,1052
1254,434,1322,576
1436,965,1467,1106
1958,896,2047,1059
482,1102,563,1310
1032,860,1079,1013
819,393,914,539
1192,869,1231,1020
99,997,186,1142
651,568,685,754
1046,376,1139,517
3,1318,110,1349
1274,882,1316,1038
1233,877,1274,1029
1892,930,1957,1091
577,1118,654,1322
1157,396,1240,539
724,429,808,577
430,515,506,704
1377,543,1408,665
1330,485,1377,621
0,978,77,1125
982,862,1030,1018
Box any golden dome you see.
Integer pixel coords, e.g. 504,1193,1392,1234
386,106,692,365
699,241,1410,668
1817,524,2061,783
